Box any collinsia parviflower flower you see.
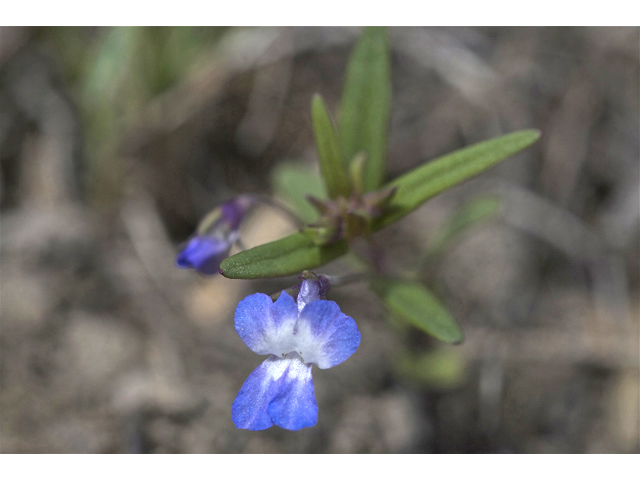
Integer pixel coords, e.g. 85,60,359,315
232,279,361,430
176,195,255,275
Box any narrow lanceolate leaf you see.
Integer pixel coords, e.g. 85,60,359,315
373,129,541,230
371,279,463,343
340,26,391,193
311,95,351,199
219,233,347,279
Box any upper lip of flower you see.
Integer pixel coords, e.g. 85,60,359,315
235,288,360,369
231,281,361,431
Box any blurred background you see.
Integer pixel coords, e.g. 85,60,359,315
0,26,638,453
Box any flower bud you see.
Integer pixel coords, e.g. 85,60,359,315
176,195,255,275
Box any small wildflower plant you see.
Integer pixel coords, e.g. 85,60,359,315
177,27,540,430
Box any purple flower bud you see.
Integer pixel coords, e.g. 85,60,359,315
176,195,255,275
176,236,231,275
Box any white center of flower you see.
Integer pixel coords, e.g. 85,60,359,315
266,353,311,382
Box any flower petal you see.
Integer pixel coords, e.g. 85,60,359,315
232,355,317,431
231,356,286,430
176,236,230,274
268,356,317,430
295,300,361,369
234,292,298,356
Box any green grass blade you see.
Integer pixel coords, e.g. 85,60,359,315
373,129,540,230
339,26,391,192
311,94,351,198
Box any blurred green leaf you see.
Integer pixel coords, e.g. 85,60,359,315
348,152,367,196
371,278,463,343
373,129,540,230
145,27,228,95
395,348,466,389
428,195,502,256
339,26,391,192
82,27,144,203
83,27,140,104
272,162,327,223
219,233,347,279
312,94,351,198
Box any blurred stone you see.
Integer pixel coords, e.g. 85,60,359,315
0,271,53,332
329,391,428,453
185,276,247,327
45,418,108,454
178,423,214,454
112,370,200,416
378,391,430,453
607,369,640,453
146,416,180,453
58,313,141,395
1,206,96,270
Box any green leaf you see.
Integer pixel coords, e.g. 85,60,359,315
394,348,466,389
373,129,540,230
311,95,351,198
339,26,391,192
83,27,140,104
371,279,463,343
428,195,501,256
219,233,348,279
271,162,327,223
348,152,367,196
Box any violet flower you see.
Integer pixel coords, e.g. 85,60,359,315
232,279,361,430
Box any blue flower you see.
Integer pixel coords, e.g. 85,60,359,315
232,279,361,430
176,195,255,275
